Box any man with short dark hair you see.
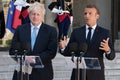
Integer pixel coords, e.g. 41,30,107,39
59,4,115,80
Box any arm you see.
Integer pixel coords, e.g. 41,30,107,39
59,29,76,56
99,30,115,60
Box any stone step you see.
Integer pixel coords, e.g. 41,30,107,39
105,64,120,69
0,65,18,72
114,40,120,52
105,75,120,80
0,72,13,80
54,69,120,76
53,78,70,80
104,60,120,64
53,66,72,71
105,69,120,75
54,71,71,79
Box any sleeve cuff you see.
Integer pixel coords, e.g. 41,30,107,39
106,49,111,54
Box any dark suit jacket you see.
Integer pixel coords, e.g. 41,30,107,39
61,25,115,80
9,23,58,80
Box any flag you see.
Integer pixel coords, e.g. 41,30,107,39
12,5,22,29
6,1,16,33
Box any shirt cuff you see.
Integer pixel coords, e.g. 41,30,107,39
106,49,111,54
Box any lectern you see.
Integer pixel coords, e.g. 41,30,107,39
1,55,44,80
70,57,101,80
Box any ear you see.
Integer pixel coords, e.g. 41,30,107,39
96,14,100,19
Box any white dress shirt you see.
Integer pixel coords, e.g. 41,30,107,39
31,23,42,36
86,24,97,40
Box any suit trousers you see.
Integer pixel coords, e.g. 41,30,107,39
57,16,70,40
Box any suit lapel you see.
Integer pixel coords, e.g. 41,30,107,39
33,23,45,51
26,24,32,52
82,26,86,42
76,26,87,44
90,26,100,46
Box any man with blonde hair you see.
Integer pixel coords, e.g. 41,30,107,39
9,2,57,80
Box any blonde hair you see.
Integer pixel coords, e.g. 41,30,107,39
28,2,46,15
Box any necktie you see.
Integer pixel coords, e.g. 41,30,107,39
31,27,38,50
87,27,92,46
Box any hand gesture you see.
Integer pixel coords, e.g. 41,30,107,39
99,38,110,52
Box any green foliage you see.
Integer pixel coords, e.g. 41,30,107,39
6,39,11,46
0,39,2,44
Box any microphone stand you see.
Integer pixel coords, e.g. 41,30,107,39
76,56,80,80
19,53,23,80
75,52,86,80
19,50,27,80
80,52,86,80
23,50,29,80
71,53,80,80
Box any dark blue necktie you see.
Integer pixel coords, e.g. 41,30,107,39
87,27,92,46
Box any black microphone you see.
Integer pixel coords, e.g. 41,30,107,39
20,42,30,65
69,42,78,55
11,42,21,61
21,42,30,55
69,42,78,62
13,42,21,54
78,43,88,57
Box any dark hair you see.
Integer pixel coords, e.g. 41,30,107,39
85,4,100,15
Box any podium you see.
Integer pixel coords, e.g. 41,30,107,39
66,57,101,80
1,55,44,80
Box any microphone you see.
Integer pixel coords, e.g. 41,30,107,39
69,42,78,62
69,42,78,55
20,42,30,65
13,42,21,54
11,42,21,61
78,43,88,57
21,42,30,55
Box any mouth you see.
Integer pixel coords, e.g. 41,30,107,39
85,19,89,22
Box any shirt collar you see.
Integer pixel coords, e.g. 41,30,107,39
86,24,97,30
31,22,42,30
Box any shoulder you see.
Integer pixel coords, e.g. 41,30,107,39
97,25,110,33
72,26,85,33
42,23,57,32
16,23,30,30
15,23,30,33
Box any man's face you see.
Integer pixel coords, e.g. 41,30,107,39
29,9,43,26
84,8,99,27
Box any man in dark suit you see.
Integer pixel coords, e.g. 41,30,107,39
9,2,57,80
59,4,115,80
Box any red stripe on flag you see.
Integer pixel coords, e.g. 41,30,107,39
12,7,22,29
